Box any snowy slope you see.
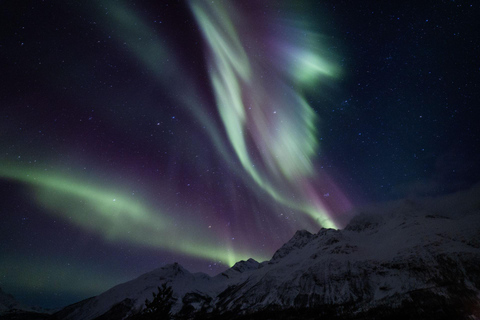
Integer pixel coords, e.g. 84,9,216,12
213,199,480,312
55,185,480,319
53,263,216,320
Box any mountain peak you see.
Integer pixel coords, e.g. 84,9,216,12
146,262,190,280
271,229,314,261
293,229,313,237
230,258,260,273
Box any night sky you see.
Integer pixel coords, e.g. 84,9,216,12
1,0,479,309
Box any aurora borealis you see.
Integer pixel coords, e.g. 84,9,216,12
1,0,479,309
191,1,347,229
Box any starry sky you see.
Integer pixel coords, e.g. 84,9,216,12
1,0,479,309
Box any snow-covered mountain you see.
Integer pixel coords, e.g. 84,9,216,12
53,185,480,319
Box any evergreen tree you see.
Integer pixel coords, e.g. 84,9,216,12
140,283,176,319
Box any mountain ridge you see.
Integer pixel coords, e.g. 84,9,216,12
4,185,477,319
47,185,480,319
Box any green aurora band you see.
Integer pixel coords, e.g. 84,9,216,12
190,1,341,228
0,1,345,282
0,165,267,267
0,254,129,297
93,0,344,228
93,0,237,166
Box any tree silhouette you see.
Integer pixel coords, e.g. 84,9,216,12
140,283,176,319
